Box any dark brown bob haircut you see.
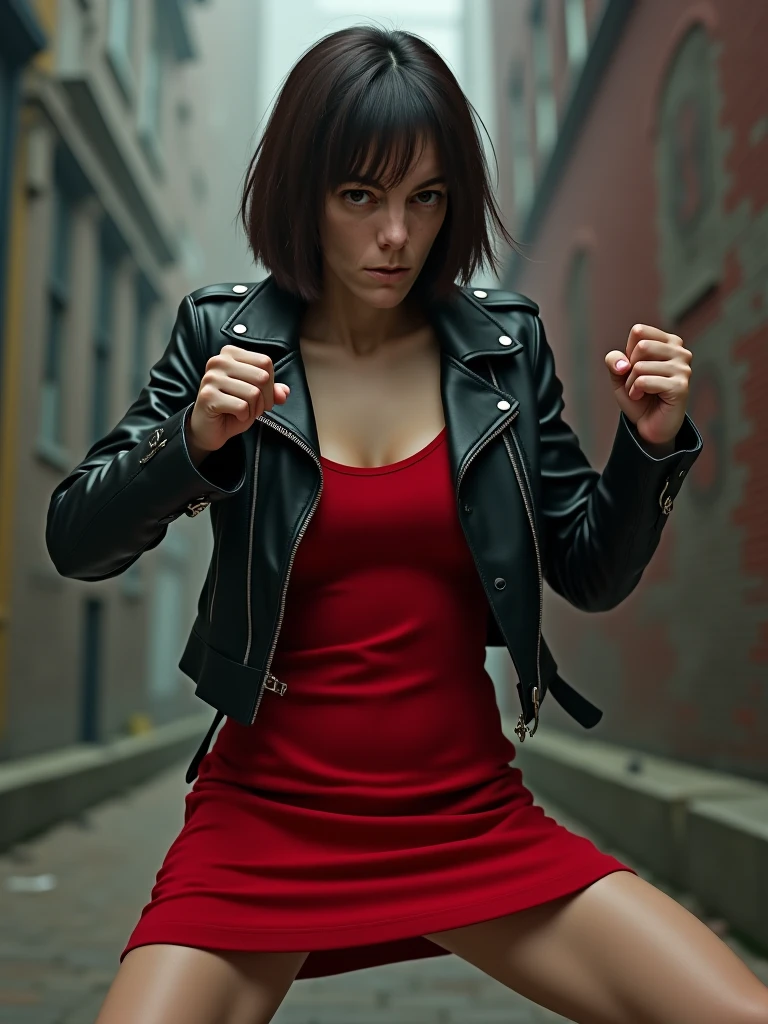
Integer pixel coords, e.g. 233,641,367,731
239,25,520,303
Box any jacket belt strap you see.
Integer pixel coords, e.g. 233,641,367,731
186,709,225,783
545,675,603,729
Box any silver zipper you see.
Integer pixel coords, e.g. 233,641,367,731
248,415,323,724
208,526,222,623
486,361,542,739
456,406,521,493
243,423,264,662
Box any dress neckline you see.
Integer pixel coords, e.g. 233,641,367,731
319,426,447,476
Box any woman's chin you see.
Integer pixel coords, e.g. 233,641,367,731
355,279,413,308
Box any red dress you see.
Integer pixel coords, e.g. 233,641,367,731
121,425,634,979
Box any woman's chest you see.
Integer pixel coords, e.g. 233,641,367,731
299,332,445,468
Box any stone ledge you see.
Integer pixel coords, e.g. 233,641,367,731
499,723,763,882
686,794,768,950
501,720,768,951
0,713,212,852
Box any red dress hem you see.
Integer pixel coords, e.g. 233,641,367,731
121,860,636,979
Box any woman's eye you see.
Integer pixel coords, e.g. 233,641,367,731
342,189,372,205
413,191,444,206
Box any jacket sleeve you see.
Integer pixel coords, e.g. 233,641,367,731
533,313,703,612
46,293,247,581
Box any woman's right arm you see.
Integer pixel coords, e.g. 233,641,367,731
46,294,247,581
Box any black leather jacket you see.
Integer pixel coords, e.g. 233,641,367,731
46,276,703,782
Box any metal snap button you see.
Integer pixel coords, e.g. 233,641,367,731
498,335,513,346
497,399,511,411
473,289,488,298
232,285,248,293
233,324,247,334
463,504,473,514
494,577,506,590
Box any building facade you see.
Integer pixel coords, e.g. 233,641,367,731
0,0,263,761
491,0,768,779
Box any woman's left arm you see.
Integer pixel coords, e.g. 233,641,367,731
534,316,703,612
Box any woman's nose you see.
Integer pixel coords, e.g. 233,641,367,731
378,213,408,248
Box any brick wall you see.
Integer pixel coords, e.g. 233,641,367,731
494,0,768,779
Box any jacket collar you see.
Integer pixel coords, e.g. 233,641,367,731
220,275,525,364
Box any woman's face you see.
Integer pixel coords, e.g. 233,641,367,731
320,138,448,309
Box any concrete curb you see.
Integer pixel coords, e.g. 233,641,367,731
502,719,768,950
0,712,213,852
686,794,768,950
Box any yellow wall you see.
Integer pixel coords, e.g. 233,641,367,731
0,123,33,738
0,0,55,736
32,0,57,74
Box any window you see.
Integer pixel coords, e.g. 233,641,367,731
40,176,73,448
530,0,557,159
656,24,723,321
563,0,588,71
90,221,120,445
565,249,593,457
138,3,165,173
106,0,136,101
508,65,535,225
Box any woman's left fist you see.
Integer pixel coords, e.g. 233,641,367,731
605,325,692,446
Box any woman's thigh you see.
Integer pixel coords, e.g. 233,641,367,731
95,944,310,1024
425,870,768,1024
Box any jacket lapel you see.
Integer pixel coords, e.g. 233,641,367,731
260,351,320,456
428,288,527,493
219,278,320,454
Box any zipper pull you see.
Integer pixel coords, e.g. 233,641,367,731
265,671,288,696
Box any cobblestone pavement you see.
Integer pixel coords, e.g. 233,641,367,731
1,761,767,1024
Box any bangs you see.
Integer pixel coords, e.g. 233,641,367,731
324,72,442,191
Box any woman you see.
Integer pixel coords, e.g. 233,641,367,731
46,25,767,1024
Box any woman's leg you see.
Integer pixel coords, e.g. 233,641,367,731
425,870,768,1024
94,944,310,1024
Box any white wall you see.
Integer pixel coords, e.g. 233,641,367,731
259,0,465,114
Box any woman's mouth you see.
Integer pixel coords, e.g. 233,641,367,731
364,267,410,283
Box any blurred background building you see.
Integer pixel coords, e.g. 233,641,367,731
0,0,264,759
488,0,768,780
0,0,766,786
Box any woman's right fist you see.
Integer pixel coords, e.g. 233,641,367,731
186,345,290,456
